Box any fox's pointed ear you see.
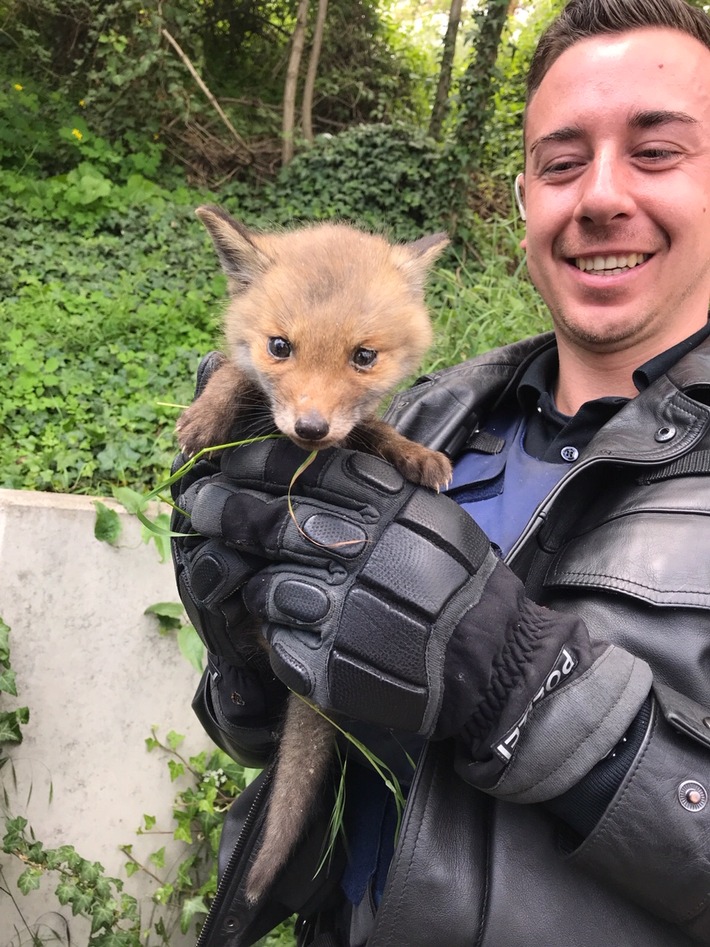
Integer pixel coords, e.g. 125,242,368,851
391,232,450,293
195,205,271,294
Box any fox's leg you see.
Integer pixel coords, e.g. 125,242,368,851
351,418,452,491
176,360,264,455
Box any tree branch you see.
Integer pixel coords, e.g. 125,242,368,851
161,27,251,154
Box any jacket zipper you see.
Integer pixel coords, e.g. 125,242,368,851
195,766,274,947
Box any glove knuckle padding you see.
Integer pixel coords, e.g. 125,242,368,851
284,508,369,557
245,448,498,736
188,544,254,607
273,579,331,623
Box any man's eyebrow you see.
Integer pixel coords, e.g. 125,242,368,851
629,109,698,129
529,111,699,154
529,125,584,155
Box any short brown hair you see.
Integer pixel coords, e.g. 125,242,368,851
527,0,710,104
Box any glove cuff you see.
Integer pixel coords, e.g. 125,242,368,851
460,644,652,802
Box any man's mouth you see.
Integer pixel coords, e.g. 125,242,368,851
572,252,651,274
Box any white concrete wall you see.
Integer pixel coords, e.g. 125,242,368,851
0,489,214,945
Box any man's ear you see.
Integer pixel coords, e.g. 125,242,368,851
515,173,527,222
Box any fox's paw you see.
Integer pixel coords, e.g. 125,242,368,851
394,445,453,492
176,403,214,456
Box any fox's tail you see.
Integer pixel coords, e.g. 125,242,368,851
245,694,336,904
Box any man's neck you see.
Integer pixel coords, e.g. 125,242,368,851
554,345,641,416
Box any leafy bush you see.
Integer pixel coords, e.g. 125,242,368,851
0,0,437,187
224,123,450,239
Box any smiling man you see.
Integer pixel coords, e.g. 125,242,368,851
172,2,710,945
520,20,710,414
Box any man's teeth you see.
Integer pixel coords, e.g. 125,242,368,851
575,253,649,273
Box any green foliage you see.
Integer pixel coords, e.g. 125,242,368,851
0,0,204,176
0,174,222,495
3,817,143,945
235,122,450,238
310,0,434,128
1,0,438,186
0,619,29,749
143,603,206,673
133,730,295,944
480,0,567,184
425,214,551,371
0,620,141,944
0,136,546,496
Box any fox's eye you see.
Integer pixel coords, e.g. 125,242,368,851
268,337,292,359
352,347,377,369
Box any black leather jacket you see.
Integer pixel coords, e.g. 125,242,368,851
194,332,710,946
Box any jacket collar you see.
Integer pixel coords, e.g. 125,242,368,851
388,331,710,466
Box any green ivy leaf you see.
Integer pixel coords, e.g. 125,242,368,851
0,618,10,662
91,899,118,933
70,887,93,913
177,623,205,673
144,601,182,634
79,858,104,884
168,759,185,782
18,866,42,893
93,501,121,545
153,880,174,903
166,730,185,751
0,707,29,744
111,485,147,515
180,894,209,933
145,602,183,620
56,878,75,904
0,667,17,696
148,845,165,868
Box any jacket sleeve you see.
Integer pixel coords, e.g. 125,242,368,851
566,684,710,942
192,653,285,768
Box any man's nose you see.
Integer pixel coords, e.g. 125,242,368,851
574,152,636,226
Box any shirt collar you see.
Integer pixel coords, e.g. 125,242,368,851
515,319,710,463
632,319,710,390
518,319,710,416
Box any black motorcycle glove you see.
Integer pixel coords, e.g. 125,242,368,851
170,353,286,723
188,438,653,800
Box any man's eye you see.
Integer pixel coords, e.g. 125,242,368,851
543,159,583,175
352,347,378,369
268,337,292,359
636,148,680,161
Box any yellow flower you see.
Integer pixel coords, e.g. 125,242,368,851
13,83,23,91
79,99,85,107
71,128,83,140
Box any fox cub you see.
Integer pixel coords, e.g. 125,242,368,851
178,205,452,904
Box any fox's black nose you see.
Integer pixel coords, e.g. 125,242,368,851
294,413,330,441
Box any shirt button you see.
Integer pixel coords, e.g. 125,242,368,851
560,446,579,462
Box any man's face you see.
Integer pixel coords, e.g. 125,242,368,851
522,27,710,356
